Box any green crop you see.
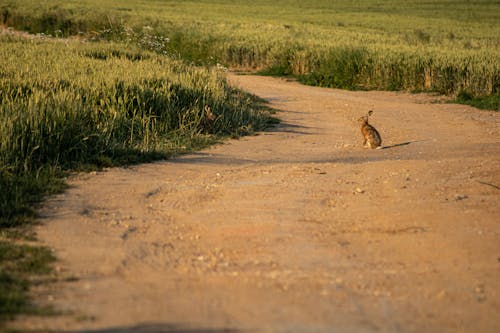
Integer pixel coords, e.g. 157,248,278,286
2,0,498,99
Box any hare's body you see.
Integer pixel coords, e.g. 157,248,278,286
358,111,382,149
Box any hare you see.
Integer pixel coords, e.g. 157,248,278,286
198,105,216,133
358,110,382,149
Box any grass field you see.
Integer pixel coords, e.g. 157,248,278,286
2,0,499,100
0,0,499,324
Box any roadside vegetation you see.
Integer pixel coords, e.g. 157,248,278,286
1,0,499,108
0,0,498,325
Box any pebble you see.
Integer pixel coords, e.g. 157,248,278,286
436,290,447,299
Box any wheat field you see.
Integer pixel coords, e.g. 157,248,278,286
2,0,499,97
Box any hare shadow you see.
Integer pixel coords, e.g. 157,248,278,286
66,323,240,333
380,140,424,150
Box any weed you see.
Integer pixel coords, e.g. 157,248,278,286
454,91,500,111
0,241,55,321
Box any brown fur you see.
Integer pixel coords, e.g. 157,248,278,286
358,110,382,149
199,105,216,133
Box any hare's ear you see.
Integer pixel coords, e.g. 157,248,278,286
368,110,373,117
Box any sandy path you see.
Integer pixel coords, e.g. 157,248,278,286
12,75,500,333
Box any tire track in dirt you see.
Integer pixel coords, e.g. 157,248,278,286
11,75,500,333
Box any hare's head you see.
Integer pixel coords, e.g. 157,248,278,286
204,105,215,121
357,116,367,124
357,110,373,124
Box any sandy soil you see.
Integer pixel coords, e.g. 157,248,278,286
11,74,500,333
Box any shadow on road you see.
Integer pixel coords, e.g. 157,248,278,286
26,323,242,333
164,140,497,167
380,140,423,149
266,121,317,135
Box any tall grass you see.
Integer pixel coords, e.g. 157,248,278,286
294,44,499,97
2,0,498,104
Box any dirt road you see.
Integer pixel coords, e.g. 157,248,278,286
12,75,500,333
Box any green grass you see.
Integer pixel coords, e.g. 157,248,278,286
454,90,500,111
0,241,55,320
1,0,499,105
1,37,271,172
